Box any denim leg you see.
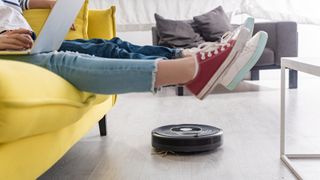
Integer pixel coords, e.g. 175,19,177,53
59,38,182,60
1,51,159,94
110,37,182,59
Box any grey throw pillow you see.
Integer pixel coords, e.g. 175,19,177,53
154,13,204,48
193,6,231,42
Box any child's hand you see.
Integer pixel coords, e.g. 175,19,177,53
0,32,34,50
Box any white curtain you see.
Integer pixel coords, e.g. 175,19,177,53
239,0,320,25
89,0,320,31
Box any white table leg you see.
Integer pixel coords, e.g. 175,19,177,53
280,65,303,180
279,58,320,179
281,65,286,155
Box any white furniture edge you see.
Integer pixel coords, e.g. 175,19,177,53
280,57,320,180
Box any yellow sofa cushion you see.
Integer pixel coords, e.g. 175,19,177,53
0,96,115,180
88,6,116,39
0,60,109,143
23,0,89,40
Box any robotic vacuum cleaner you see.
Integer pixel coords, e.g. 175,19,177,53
152,124,223,153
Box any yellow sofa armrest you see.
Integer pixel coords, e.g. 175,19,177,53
0,60,110,143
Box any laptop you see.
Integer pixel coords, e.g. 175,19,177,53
0,0,85,55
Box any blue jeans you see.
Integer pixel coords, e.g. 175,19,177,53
1,51,160,94
60,37,182,59
1,38,183,94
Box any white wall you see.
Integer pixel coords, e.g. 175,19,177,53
298,24,320,57
117,31,152,45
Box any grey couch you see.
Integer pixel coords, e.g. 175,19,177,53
152,21,298,96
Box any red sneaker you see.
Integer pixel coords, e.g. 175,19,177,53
185,27,250,100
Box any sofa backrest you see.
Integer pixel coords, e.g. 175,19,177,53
23,2,116,40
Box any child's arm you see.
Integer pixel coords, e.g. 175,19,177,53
25,0,56,9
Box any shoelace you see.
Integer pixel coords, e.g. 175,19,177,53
197,31,233,60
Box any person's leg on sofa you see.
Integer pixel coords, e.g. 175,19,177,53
0,22,267,100
109,37,183,59
59,38,182,60
2,51,195,94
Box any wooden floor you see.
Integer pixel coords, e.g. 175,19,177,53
39,71,320,180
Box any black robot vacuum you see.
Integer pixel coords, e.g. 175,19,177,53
152,124,223,153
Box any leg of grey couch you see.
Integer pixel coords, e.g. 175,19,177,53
251,70,260,80
98,115,107,136
289,69,298,89
176,86,184,96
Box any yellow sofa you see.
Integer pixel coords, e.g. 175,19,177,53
0,5,117,180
